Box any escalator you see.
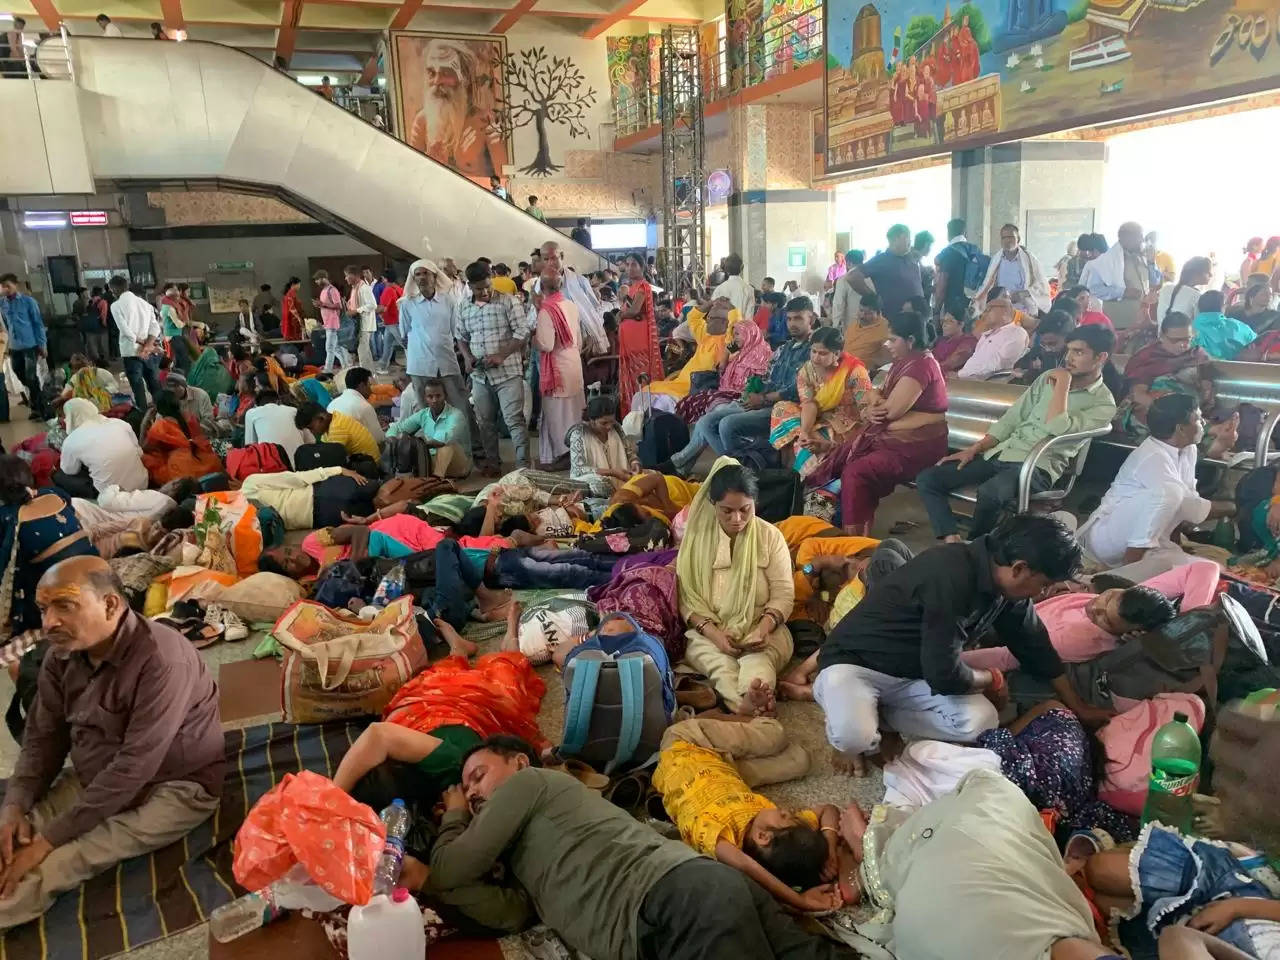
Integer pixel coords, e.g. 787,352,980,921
22,35,605,271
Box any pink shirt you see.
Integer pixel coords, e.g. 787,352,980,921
826,262,847,284
961,560,1221,671
320,285,342,331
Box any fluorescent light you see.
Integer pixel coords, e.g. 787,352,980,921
23,212,67,229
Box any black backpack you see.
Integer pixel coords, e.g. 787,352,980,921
294,441,348,470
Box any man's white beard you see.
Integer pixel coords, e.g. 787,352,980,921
423,86,467,155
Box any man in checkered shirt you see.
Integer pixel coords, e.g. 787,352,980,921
456,260,536,474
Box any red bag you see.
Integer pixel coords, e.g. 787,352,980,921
226,443,290,481
233,770,386,905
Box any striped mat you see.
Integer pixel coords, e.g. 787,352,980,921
0,720,367,960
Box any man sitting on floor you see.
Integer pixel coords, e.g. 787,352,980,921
916,324,1117,542
328,366,386,447
814,515,1111,777
295,401,380,460
0,556,222,929
385,377,472,478
1076,393,1235,581
429,735,856,960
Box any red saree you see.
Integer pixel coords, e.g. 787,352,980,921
618,279,661,415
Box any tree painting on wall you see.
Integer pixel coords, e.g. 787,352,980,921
501,46,599,176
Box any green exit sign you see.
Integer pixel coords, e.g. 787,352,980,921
212,261,253,271
786,245,807,270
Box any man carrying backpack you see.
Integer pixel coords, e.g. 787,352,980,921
933,218,988,324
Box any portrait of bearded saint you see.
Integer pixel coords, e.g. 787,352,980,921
408,37,507,177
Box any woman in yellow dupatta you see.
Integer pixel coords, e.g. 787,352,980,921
645,297,739,399
676,457,794,714
578,469,701,533
769,326,874,479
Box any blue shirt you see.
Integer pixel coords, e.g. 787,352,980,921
995,254,1026,293
385,401,470,451
764,338,811,402
1,293,46,351
400,293,460,378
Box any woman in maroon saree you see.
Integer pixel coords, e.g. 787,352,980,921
808,312,949,534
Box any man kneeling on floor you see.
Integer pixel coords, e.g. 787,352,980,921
814,514,1112,777
0,556,222,928
430,736,856,960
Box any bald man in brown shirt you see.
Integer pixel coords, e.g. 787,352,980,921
0,556,222,928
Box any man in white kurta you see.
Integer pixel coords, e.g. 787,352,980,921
1076,393,1231,581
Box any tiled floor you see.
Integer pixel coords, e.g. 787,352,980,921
0,383,1102,960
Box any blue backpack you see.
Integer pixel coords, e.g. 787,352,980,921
955,241,992,296
560,613,674,775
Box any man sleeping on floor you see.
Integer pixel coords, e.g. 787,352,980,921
0,556,222,930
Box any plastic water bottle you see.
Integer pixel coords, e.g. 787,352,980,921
372,799,410,896
371,564,406,609
347,888,425,960
1140,711,1201,834
209,882,287,943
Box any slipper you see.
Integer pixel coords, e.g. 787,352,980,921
545,758,609,792
888,520,918,535
644,789,670,822
157,616,224,649
675,675,717,711
604,770,651,811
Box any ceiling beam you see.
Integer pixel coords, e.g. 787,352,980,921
581,0,647,39
274,0,302,63
160,0,186,29
491,0,537,32
29,0,61,32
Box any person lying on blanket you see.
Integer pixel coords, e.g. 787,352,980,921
0,556,222,930
331,602,542,936
652,710,855,914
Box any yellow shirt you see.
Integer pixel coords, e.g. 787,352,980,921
324,410,379,459
652,742,818,855
649,307,740,398
492,276,518,296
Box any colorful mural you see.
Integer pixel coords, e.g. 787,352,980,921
389,31,512,180
607,35,654,127
824,0,1280,173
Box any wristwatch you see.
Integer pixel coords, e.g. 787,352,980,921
802,563,815,576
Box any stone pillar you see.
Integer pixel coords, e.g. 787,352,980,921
951,140,1106,270
722,104,833,294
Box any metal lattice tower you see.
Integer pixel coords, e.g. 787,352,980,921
659,25,706,297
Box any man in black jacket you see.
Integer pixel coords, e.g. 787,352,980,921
814,515,1111,775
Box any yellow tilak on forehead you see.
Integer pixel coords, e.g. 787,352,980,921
35,584,82,605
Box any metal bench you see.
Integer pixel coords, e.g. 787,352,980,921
1203,359,1280,469
937,378,1113,513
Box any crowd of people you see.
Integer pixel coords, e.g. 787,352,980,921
0,223,1278,960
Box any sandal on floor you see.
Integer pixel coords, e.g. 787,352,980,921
674,675,717,711
644,788,670,822
545,758,609,792
604,770,651,812
157,616,224,649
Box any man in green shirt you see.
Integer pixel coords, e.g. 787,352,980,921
429,736,856,960
916,324,1117,541
525,195,546,222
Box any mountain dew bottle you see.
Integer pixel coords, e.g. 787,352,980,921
1140,711,1200,835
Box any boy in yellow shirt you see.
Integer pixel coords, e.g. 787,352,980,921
295,402,379,460
652,709,850,912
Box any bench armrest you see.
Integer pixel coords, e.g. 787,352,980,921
1016,424,1114,513
1255,404,1280,469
